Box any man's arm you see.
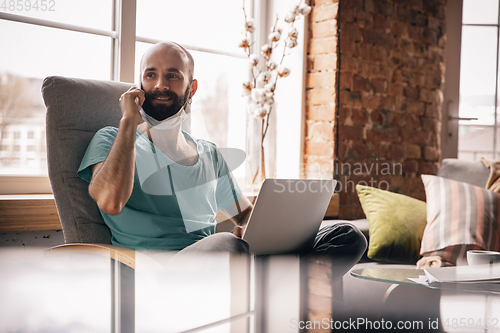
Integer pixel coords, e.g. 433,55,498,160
88,87,145,215
220,195,253,238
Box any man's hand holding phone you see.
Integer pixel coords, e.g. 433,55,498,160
90,86,146,215
119,86,145,126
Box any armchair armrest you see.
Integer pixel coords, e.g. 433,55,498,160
44,243,136,269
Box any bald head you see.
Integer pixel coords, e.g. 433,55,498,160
139,41,198,121
140,41,195,82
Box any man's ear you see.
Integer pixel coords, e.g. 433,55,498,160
189,79,198,99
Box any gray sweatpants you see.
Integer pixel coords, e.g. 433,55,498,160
177,222,367,280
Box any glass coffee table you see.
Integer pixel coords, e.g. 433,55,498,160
351,267,500,333
351,267,426,287
352,266,500,293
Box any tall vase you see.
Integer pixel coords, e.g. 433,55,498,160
245,104,277,194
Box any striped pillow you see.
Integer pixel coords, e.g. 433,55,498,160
421,174,500,265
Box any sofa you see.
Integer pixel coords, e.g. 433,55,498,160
326,158,491,319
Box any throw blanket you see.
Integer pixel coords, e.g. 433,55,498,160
416,255,454,269
481,157,500,193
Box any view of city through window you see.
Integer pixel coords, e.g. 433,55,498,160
458,0,500,160
0,0,113,176
0,0,249,182
0,74,46,175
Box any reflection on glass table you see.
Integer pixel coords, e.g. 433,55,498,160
351,267,426,287
0,247,253,333
351,266,500,333
0,247,312,333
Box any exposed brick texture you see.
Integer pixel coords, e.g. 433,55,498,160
301,255,342,332
303,1,340,321
304,0,445,220
302,0,445,322
304,0,340,180
337,0,445,219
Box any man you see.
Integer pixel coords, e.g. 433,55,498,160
78,42,366,272
78,41,250,253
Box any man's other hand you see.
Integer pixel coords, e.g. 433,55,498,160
119,86,145,125
231,225,245,238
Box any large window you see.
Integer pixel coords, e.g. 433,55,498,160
134,0,250,181
458,0,500,160
0,0,250,191
0,0,306,194
0,0,114,182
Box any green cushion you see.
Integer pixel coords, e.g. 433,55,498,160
356,185,427,263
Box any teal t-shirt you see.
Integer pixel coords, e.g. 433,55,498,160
77,126,242,251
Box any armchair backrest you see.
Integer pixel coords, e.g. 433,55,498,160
437,158,489,188
42,76,133,243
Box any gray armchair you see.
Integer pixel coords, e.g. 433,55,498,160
41,76,251,333
42,76,136,333
43,76,133,244
42,75,233,244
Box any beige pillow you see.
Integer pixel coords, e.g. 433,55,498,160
420,174,500,265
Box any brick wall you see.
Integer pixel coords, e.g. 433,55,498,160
303,2,339,331
305,0,446,219
301,257,334,333
304,0,339,179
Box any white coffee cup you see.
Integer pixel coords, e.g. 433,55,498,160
467,250,500,266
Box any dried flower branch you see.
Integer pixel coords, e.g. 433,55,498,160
239,0,311,184
240,0,311,117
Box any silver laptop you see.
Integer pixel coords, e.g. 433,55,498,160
242,179,337,255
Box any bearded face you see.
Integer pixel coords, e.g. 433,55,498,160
141,85,191,121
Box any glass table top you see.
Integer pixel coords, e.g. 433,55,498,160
351,267,427,288
351,266,500,294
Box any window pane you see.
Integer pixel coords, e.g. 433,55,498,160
459,26,498,125
458,125,495,161
0,20,112,175
462,0,499,25
0,20,112,80
458,26,499,160
0,0,113,31
136,0,249,55
134,42,248,182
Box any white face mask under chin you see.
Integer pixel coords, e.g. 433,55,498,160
138,104,190,130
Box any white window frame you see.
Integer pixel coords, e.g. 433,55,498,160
457,0,500,160
441,0,463,160
0,0,307,194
